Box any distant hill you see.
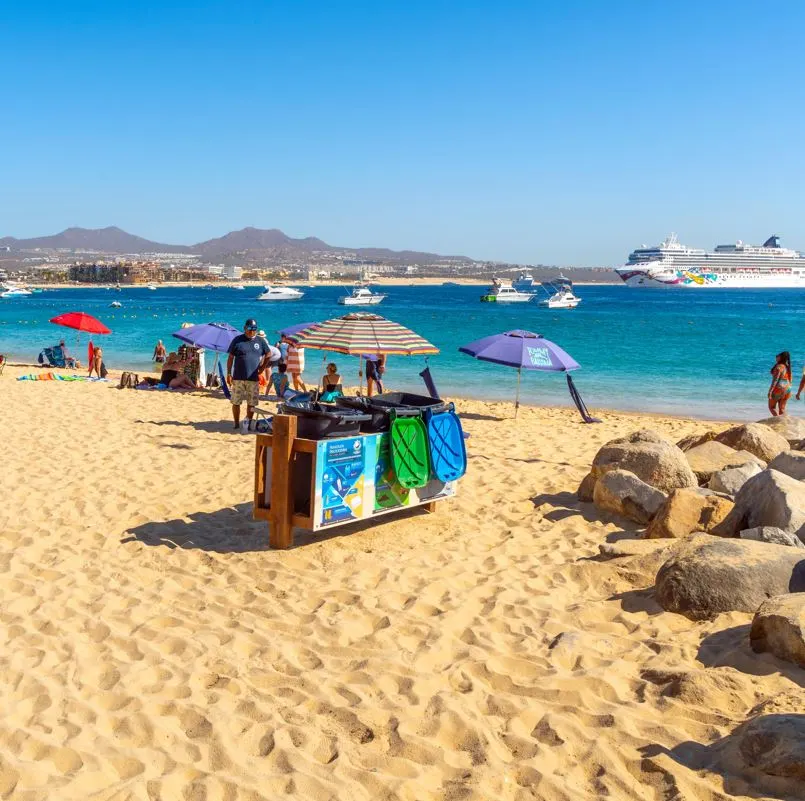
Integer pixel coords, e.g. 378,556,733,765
0,226,190,254
0,225,468,263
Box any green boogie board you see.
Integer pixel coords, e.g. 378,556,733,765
389,410,431,489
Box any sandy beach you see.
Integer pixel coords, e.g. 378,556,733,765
1,364,801,800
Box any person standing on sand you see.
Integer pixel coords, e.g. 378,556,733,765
88,345,104,378
768,351,792,416
226,318,271,433
286,341,306,392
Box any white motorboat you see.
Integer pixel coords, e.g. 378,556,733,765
256,285,305,301
338,285,387,306
146,283,158,290
109,300,123,308
538,277,581,309
231,284,245,290
513,271,535,290
1,286,33,298
479,279,534,303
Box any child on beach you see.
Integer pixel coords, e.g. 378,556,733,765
768,351,792,416
271,363,290,398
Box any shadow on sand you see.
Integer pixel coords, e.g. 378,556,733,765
122,501,436,554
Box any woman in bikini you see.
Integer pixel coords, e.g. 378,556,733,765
768,351,792,416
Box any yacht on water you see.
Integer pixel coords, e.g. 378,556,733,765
257,285,305,301
513,271,535,290
146,283,158,290
0,286,33,298
616,233,805,288
338,285,387,306
480,278,535,303
538,277,581,309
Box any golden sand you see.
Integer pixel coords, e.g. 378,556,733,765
0,365,801,800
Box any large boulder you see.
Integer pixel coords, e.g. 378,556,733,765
739,527,805,549
644,488,734,539
714,423,789,463
768,450,805,481
750,593,805,667
592,469,667,524
712,469,805,541
684,440,764,484
577,430,697,502
756,415,805,448
707,462,763,496
654,534,805,619
676,430,719,453
738,714,805,780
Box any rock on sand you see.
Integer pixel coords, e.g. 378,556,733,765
654,534,805,619
750,593,805,667
714,423,789,463
578,430,696,501
592,469,667,524
644,488,733,539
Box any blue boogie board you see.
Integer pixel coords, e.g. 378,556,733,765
425,403,467,482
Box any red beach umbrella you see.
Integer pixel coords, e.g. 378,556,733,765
49,311,111,335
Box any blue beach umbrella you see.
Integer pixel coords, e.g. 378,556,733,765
172,321,238,353
459,329,580,417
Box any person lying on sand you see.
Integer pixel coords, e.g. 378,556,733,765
158,353,195,390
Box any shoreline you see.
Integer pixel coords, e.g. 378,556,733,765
4,361,736,424
25,278,624,289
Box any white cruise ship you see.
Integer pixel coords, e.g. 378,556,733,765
616,233,805,288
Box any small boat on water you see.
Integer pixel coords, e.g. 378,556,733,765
109,300,123,308
1,286,33,298
480,279,534,303
257,285,305,301
513,271,535,290
146,283,158,290
338,285,387,306
231,284,245,290
538,276,581,309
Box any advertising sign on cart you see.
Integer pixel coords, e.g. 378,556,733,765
318,436,366,527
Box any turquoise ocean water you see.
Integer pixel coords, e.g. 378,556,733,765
2,284,803,420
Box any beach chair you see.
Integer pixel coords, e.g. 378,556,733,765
567,375,601,424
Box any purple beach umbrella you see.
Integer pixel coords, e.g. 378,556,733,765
172,321,239,353
278,321,320,338
459,329,580,417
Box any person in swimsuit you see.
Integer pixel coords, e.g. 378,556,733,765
88,345,104,378
153,340,167,364
768,350,792,416
271,363,290,397
321,363,341,392
160,353,195,390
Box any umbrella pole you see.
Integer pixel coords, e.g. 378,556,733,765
515,367,521,419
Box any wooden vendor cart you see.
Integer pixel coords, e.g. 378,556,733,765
253,414,458,548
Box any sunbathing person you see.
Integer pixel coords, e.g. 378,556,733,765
159,353,196,389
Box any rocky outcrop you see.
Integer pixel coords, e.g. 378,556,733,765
739,527,805,549
577,430,697,502
714,423,789,463
707,462,763,496
768,450,805,481
712,469,805,541
756,415,805,448
654,534,805,619
676,430,719,453
738,714,805,780
684,441,764,484
644,489,734,539
592,469,667,524
750,593,805,667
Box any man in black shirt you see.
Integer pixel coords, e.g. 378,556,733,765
226,318,271,432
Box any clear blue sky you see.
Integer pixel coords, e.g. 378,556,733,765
3,1,805,265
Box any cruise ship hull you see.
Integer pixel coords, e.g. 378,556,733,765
617,264,805,288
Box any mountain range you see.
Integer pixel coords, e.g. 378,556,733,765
0,226,469,263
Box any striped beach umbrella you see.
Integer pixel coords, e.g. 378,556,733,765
288,313,439,356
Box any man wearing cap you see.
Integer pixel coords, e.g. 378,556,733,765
226,318,271,432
